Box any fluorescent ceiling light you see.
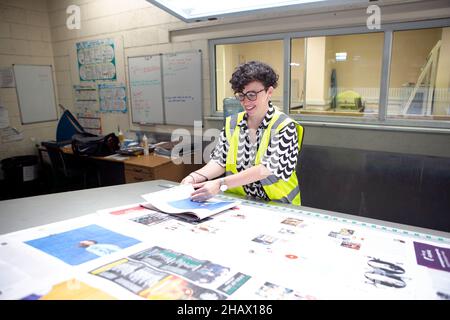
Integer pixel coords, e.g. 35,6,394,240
147,0,366,22
335,52,347,61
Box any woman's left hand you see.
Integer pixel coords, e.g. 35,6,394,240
191,180,221,202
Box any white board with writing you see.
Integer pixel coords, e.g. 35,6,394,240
13,65,58,124
163,51,202,126
128,55,164,124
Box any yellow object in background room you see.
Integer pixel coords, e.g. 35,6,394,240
336,90,364,111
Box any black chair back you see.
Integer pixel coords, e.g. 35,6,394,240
41,141,89,191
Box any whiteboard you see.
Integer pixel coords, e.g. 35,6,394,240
162,51,202,126
128,55,164,124
13,65,58,124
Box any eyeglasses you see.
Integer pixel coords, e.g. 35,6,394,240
235,88,266,101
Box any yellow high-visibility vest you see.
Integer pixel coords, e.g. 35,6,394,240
224,110,303,205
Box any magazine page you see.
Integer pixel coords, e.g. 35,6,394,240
141,184,239,220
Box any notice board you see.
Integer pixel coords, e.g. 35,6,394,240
13,64,58,124
128,51,202,126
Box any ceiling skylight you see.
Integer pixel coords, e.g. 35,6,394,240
147,0,366,22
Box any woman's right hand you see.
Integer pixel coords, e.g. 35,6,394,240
190,180,221,202
180,174,195,185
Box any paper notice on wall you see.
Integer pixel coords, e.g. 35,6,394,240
0,67,15,88
1,127,23,142
76,111,102,135
98,83,127,113
0,106,10,128
73,84,99,114
77,113,101,129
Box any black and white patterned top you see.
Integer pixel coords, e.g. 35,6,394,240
211,103,299,200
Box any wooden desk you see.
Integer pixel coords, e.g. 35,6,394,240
123,154,187,183
60,145,203,185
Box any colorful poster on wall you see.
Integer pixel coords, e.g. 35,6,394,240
76,39,116,81
98,83,127,113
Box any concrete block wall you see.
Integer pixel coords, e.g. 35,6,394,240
0,0,55,161
46,0,199,138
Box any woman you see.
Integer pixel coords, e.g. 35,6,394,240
182,61,304,205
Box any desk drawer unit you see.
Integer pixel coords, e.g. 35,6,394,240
124,164,154,183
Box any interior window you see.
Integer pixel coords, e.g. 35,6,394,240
291,33,384,118
290,38,305,113
388,27,450,121
214,40,284,112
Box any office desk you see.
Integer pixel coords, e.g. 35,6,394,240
59,145,202,185
0,180,449,300
122,154,191,183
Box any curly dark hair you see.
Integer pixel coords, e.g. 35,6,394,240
229,61,279,93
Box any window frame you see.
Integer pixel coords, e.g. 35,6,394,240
209,33,288,117
209,18,450,131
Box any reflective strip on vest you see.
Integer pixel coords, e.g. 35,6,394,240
224,110,303,205
260,174,278,186
276,185,301,204
225,113,246,196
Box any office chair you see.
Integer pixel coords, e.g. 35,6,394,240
42,142,99,192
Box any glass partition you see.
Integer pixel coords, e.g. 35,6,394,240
388,27,450,121
291,33,384,118
214,40,284,112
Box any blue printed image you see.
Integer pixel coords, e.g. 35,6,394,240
168,198,235,211
25,224,140,266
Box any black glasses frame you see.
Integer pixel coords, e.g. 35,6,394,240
235,88,266,101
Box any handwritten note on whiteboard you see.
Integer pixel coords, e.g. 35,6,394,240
128,55,164,124
127,51,202,126
162,51,202,126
